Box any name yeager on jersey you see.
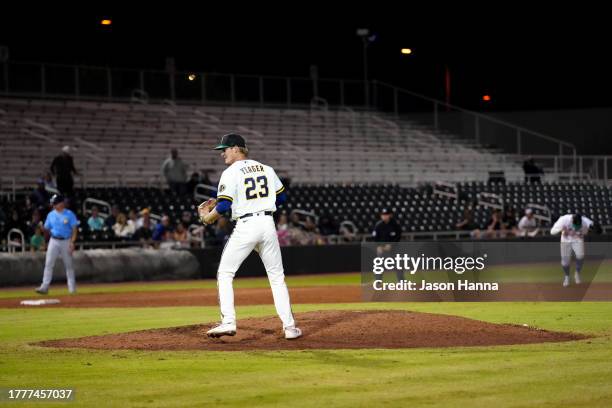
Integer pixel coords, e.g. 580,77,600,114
216,159,284,220
239,164,265,175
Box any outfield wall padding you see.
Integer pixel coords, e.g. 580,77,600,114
0,248,201,287
0,244,361,287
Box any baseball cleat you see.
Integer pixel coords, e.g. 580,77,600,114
206,323,236,338
563,276,570,287
35,287,48,295
574,272,582,284
284,326,302,340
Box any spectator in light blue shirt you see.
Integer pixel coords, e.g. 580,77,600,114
88,206,105,231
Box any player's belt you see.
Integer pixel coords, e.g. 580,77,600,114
51,236,67,240
239,211,273,219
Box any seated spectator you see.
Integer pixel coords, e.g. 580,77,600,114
214,217,232,245
486,209,504,239
181,210,193,226
22,196,35,219
136,208,151,230
318,215,339,236
518,208,540,237
134,216,153,242
160,230,176,249
30,225,46,252
173,222,189,248
112,213,134,239
152,215,173,242
304,216,325,245
30,179,50,212
289,211,305,230
455,207,481,239
127,209,138,230
87,206,105,231
277,213,289,231
105,205,120,229
277,213,291,246
286,213,314,245
502,206,519,237
26,209,43,238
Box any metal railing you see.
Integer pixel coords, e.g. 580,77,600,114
0,61,367,109
6,228,25,252
0,60,593,179
371,80,577,171
2,153,611,192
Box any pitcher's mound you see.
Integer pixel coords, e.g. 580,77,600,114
38,310,587,351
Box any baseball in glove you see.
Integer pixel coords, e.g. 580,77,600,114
198,198,217,224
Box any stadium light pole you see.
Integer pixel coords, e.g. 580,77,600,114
356,28,370,108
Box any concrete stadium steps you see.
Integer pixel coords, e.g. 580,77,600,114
0,98,521,187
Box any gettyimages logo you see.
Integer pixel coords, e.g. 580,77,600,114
372,253,488,276
370,253,497,292
363,242,612,301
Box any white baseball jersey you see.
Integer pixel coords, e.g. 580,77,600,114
214,158,295,329
518,216,537,236
216,159,284,220
550,214,593,243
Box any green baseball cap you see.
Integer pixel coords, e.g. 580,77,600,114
213,133,247,150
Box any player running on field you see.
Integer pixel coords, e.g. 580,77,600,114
550,213,593,287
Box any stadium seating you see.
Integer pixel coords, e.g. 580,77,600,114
2,180,611,249
68,181,612,236
0,97,522,188
457,181,612,227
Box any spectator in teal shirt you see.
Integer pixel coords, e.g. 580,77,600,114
88,206,105,231
30,225,46,252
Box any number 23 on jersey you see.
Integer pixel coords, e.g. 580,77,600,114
244,176,269,200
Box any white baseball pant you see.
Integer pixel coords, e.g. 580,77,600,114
217,213,295,328
560,241,585,267
40,238,76,292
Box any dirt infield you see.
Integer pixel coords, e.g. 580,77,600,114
3,281,612,308
38,310,587,351
0,285,361,308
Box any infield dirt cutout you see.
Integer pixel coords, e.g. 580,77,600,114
37,310,587,351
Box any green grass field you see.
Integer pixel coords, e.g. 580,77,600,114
2,274,612,407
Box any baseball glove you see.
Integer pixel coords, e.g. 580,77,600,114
198,198,217,223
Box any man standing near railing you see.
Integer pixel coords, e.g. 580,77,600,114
161,148,188,195
522,157,544,183
50,146,79,199
35,194,79,295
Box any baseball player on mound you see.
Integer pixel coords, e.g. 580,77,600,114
550,213,593,287
198,133,302,340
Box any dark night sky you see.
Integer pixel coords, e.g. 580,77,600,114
1,6,610,111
